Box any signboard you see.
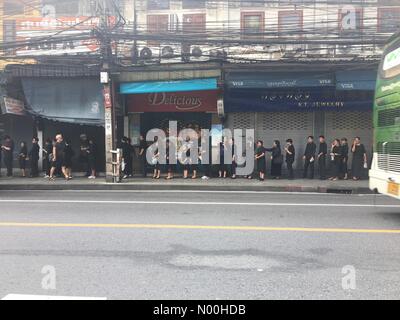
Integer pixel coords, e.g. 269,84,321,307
225,89,373,112
14,16,115,56
127,90,218,113
1,97,25,115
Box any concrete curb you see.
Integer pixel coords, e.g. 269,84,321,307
0,183,374,194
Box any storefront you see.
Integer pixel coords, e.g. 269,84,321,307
121,78,220,145
225,70,376,171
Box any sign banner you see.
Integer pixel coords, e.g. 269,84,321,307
225,89,373,112
14,16,115,56
227,73,335,89
127,90,218,113
120,78,218,94
1,97,25,115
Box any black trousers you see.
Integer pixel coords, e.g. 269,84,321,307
318,155,326,179
30,158,39,177
140,155,147,177
286,161,294,179
303,157,315,179
4,156,13,176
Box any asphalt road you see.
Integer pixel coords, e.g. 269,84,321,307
0,190,399,300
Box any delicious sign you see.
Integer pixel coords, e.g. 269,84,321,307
127,90,218,113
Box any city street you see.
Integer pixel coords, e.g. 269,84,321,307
0,190,399,300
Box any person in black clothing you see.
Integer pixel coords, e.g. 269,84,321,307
329,139,342,181
265,140,283,179
255,140,266,181
2,135,14,177
79,134,90,177
351,137,367,180
49,134,67,180
218,140,228,178
121,137,133,179
138,135,148,178
29,137,40,178
87,138,97,179
340,138,349,180
317,135,328,180
63,140,75,180
284,139,295,180
43,138,53,178
228,138,237,179
303,136,316,179
18,141,28,177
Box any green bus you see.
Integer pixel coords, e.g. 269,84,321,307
370,32,400,199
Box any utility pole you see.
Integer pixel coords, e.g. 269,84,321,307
99,0,118,183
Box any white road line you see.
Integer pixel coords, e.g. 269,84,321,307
0,189,376,196
0,199,398,208
1,294,107,300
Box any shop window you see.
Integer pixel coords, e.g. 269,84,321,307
378,8,400,33
183,14,206,34
148,0,170,10
339,8,363,34
42,0,80,16
3,1,24,15
147,14,169,46
278,11,303,36
182,0,205,9
241,12,264,39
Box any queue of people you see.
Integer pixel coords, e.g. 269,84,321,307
0,133,98,181
0,133,368,182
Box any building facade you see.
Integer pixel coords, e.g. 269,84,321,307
0,0,399,173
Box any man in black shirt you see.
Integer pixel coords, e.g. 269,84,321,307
1,135,14,177
138,134,148,178
318,135,327,180
303,136,316,179
285,139,295,180
29,137,40,178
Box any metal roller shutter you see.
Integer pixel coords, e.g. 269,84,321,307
256,112,315,171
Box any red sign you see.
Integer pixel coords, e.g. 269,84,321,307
103,87,112,109
127,90,217,113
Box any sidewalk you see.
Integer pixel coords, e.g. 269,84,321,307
0,174,372,194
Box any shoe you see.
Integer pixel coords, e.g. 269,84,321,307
88,176,96,179
201,176,209,180
123,175,128,179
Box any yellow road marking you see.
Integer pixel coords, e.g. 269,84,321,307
0,222,400,234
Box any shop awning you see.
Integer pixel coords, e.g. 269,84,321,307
226,73,335,89
22,78,104,125
120,78,218,94
335,70,377,90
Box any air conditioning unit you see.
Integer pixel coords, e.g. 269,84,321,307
41,4,56,18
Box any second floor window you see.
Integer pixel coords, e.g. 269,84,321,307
378,8,400,33
278,11,303,35
183,14,206,34
241,12,264,38
148,0,170,10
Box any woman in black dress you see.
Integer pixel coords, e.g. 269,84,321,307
255,140,266,181
351,137,367,180
265,140,283,179
151,137,160,179
228,138,237,179
340,138,349,180
219,141,228,178
329,139,341,181
18,141,28,177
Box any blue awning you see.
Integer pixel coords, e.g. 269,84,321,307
227,73,335,89
336,70,377,91
120,78,218,94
